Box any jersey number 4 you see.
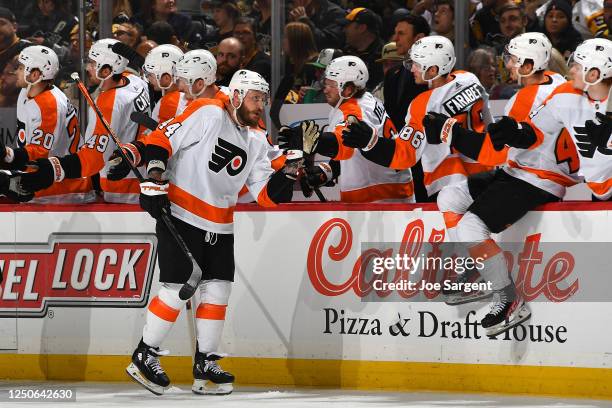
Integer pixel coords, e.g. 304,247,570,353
554,130,579,174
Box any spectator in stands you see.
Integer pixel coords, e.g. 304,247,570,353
432,0,454,42
216,37,244,87
498,3,530,47
470,0,508,48
87,0,134,40
383,13,430,202
542,0,583,58
467,46,510,99
548,46,570,77
132,0,193,43
299,48,343,103
283,21,319,97
113,20,143,49
233,17,271,83
211,0,240,43
341,7,384,90
0,8,30,73
371,42,403,102
250,0,271,53
21,0,78,49
0,55,19,107
136,39,157,57
145,21,181,48
288,0,346,49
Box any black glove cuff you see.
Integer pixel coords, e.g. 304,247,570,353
58,154,83,179
316,132,339,158
266,170,294,204
11,148,29,170
360,137,395,167
450,126,486,161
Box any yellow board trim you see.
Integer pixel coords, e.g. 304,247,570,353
1,354,612,399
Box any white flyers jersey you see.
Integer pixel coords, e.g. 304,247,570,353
476,72,568,168
330,92,414,202
16,87,95,203
147,99,278,234
505,81,608,198
151,90,189,126
77,73,150,203
391,70,493,196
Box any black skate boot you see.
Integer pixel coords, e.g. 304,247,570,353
126,338,170,395
192,351,235,395
482,284,531,337
442,266,492,305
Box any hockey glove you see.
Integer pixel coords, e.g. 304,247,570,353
300,162,335,198
139,179,171,219
487,116,535,151
585,112,612,152
423,112,458,146
107,141,145,181
278,120,321,154
19,157,64,193
341,118,378,150
0,170,34,202
281,149,304,180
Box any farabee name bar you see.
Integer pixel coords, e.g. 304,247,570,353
0,234,157,317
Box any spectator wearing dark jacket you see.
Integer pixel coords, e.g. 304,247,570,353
132,0,193,43
341,7,384,90
0,7,30,74
542,0,583,59
288,0,346,49
234,17,271,83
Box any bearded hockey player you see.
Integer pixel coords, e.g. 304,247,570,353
279,55,414,202
126,69,299,396
0,45,94,203
17,38,150,203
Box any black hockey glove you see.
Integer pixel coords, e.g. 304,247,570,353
107,141,145,181
281,150,304,180
341,118,378,150
0,170,34,202
139,178,171,219
585,112,612,152
19,157,62,193
487,116,536,151
423,112,458,145
300,162,335,198
278,120,321,154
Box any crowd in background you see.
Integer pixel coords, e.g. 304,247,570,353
0,0,610,120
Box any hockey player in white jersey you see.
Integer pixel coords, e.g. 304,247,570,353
279,55,414,203
422,38,612,336
145,44,186,124
126,70,300,396
17,38,151,203
0,45,94,203
423,32,565,305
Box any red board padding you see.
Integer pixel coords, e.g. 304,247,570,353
0,200,611,212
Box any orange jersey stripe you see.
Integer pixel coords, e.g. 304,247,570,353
33,90,58,135
587,179,612,196
468,239,502,260
196,303,227,320
149,296,180,322
340,182,414,203
423,156,469,186
442,211,464,229
333,98,363,161
476,135,509,166
25,144,49,160
271,154,286,170
35,178,93,198
158,90,181,124
390,91,430,169
509,83,539,122
507,160,576,187
100,178,141,194
169,183,234,224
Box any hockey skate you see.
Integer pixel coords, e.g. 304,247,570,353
482,285,531,337
442,266,492,305
192,351,235,395
126,339,170,395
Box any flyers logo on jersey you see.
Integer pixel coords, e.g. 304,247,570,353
16,119,26,146
0,234,157,318
209,138,247,176
442,83,484,116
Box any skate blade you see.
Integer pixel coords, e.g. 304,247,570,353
192,379,233,395
445,291,492,305
486,305,532,338
126,363,167,396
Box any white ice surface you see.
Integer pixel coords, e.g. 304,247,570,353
0,382,611,408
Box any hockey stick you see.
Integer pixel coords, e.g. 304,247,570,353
131,112,159,131
71,73,202,300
